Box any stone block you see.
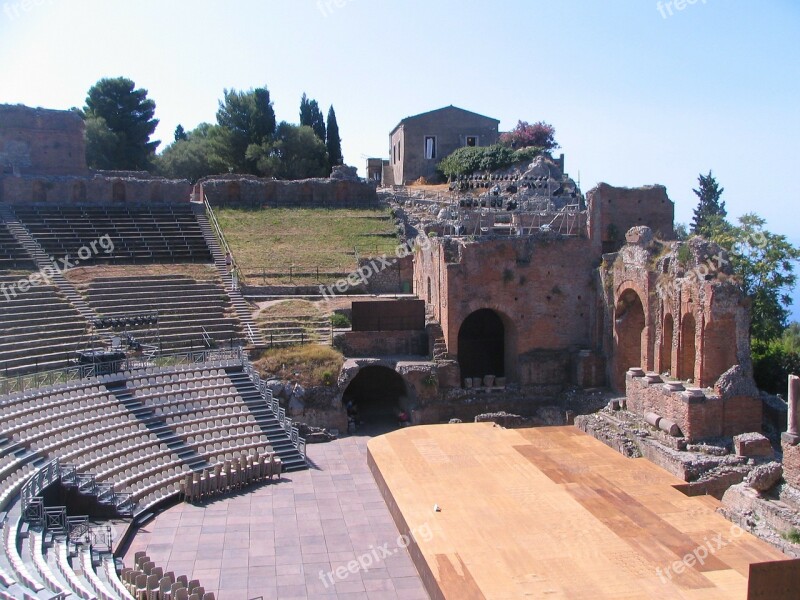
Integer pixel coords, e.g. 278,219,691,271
733,432,773,458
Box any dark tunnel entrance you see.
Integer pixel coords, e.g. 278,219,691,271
342,366,407,427
458,309,505,381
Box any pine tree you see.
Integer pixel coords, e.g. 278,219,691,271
326,105,343,170
299,93,313,128
174,124,188,142
691,170,726,237
300,93,326,142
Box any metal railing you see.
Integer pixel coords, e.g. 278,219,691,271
0,347,242,397
240,356,307,462
203,194,244,284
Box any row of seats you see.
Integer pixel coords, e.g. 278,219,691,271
182,450,281,503
79,276,243,353
12,204,211,264
125,551,213,600
0,273,90,375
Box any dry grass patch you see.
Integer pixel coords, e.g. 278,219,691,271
252,345,344,387
216,207,399,278
256,300,324,321
64,263,219,284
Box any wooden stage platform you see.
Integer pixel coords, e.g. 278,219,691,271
367,424,800,599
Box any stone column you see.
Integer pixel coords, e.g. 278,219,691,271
787,375,800,440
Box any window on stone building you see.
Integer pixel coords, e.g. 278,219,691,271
424,136,436,160
466,136,478,147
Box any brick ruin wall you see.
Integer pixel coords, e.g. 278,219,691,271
626,370,762,442
200,175,378,208
0,174,192,204
0,105,88,176
415,234,607,388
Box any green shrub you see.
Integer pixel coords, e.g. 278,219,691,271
438,144,535,179
752,339,800,396
330,313,351,328
782,528,800,544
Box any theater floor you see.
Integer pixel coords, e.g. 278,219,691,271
368,423,797,600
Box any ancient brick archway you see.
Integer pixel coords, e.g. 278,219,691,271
342,365,407,425
613,289,645,391
458,309,505,381
679,313,697,382
661,313,674,376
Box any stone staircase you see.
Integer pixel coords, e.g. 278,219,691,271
226,367,307,472
0,203,95,321
193,202,267,347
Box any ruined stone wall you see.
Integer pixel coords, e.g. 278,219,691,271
359,255,413,294
587,183,675,254
336,330,428,357
416,234,601,386
0,105,88,176
625,367,761,442
0,174,191,204
200,175,378,208
607,228,749,392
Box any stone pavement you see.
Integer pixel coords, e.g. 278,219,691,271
122,432,429,599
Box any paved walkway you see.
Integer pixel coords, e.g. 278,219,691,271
123,432,429,600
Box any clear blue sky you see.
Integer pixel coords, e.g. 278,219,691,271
1,0,799,318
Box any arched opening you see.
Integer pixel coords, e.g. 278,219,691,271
679,313,696,382
426,277,432,304
342,366,407,427
458,309,505,382
71,181,86,202
31,180,47,202
613,289,645,391
112,181,126,202
661,314,674,376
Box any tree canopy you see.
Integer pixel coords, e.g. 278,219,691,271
299,93,326,142
154,84,342,181
83,77,160,170
500,120,558,151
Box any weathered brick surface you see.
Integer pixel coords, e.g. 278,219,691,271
200,176,377,207
337,331,428,357
415,235,599,386
782,439,800,489
0,175,190,204
733,433,773,458
0,105,87,176
626,372,761,442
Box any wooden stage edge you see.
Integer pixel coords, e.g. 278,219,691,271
367,423,800,600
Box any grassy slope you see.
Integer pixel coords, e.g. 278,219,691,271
216,207,399,277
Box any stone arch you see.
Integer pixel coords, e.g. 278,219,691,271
31,180,47,202
71,181,86,202
112,181,126,202
679,313,697,382
613,288,646,391
342,365,408,425
660,313,674,376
